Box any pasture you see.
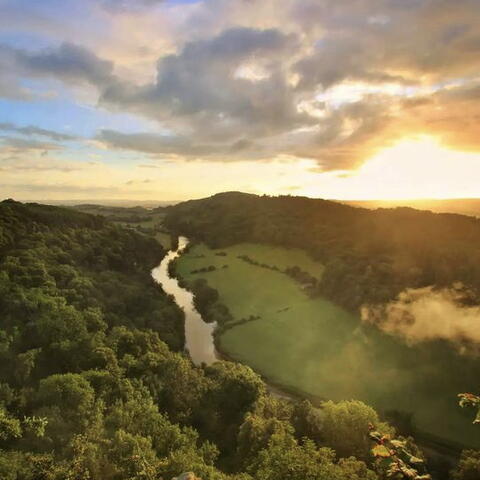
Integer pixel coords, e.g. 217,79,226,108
72,205,171,248
176,242,480,449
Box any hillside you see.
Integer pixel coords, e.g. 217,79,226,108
71,203,173,250
165,192,480,311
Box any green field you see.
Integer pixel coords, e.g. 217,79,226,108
71,205,171,249
177,243,323,320
177,242,480,449
154,231,173,250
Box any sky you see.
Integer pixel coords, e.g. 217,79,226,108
0,0,480,202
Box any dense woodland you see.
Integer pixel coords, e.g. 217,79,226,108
164,192,480,311
1,199,479,479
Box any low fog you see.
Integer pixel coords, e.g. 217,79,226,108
361,285,480,350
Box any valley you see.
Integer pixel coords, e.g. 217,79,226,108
174,241,480,450
5,2,480,477
3,196,480,479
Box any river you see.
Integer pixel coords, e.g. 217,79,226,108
151,236,218,365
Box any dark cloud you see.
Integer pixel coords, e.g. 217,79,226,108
0,42,114,89
101,27,308,141
0,122,77,141
97,129,263,160
293,0,480,90
294,35,403,91
100,0,167,12
98,129,217,157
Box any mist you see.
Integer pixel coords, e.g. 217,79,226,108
361,285,480,350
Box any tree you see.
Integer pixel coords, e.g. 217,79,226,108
249,430,377,480
451,450,480,480
369,427,430,479
35,373,95,448
320,400,393,460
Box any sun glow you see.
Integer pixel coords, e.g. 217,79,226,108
304,136,480,201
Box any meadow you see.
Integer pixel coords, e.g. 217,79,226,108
177,242,480,449
72,205,172,249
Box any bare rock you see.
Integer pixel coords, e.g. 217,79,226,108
172,473,201,480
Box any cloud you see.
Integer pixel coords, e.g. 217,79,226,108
2,0,480,174
125,178,153,185
100,0,167,12
96,128,265,159
101,27,307,140
1,163,80,174
0,75,33,101
138,164,163,168
0,122,77,141
0,155,88,173
0,42,115,90
291,0,480,82
0,183,123,194
0,136,60,151
361,285,480,352
98,129,216,157
96,0,480,170
294,35,408,91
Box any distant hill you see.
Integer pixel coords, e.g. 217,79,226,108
165,192,480,310
344,198,480,217
5,199,178,208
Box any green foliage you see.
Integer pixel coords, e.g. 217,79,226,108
0,200,436,480
451,450,480,480
369,428,430,479
0,408,21,442
248,430,377,480
320,400,394,460
459,393,480,424
191,278,220,320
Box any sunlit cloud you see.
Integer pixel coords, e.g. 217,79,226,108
298,136,480,200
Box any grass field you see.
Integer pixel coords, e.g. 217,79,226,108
154,231,172,250
177,243,324,320
177,242,480,449
72,205,171,249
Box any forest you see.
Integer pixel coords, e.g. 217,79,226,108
0,199,479,480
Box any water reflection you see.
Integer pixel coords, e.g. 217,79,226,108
152,236,218,365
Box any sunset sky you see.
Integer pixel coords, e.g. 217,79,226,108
1,0,480,202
